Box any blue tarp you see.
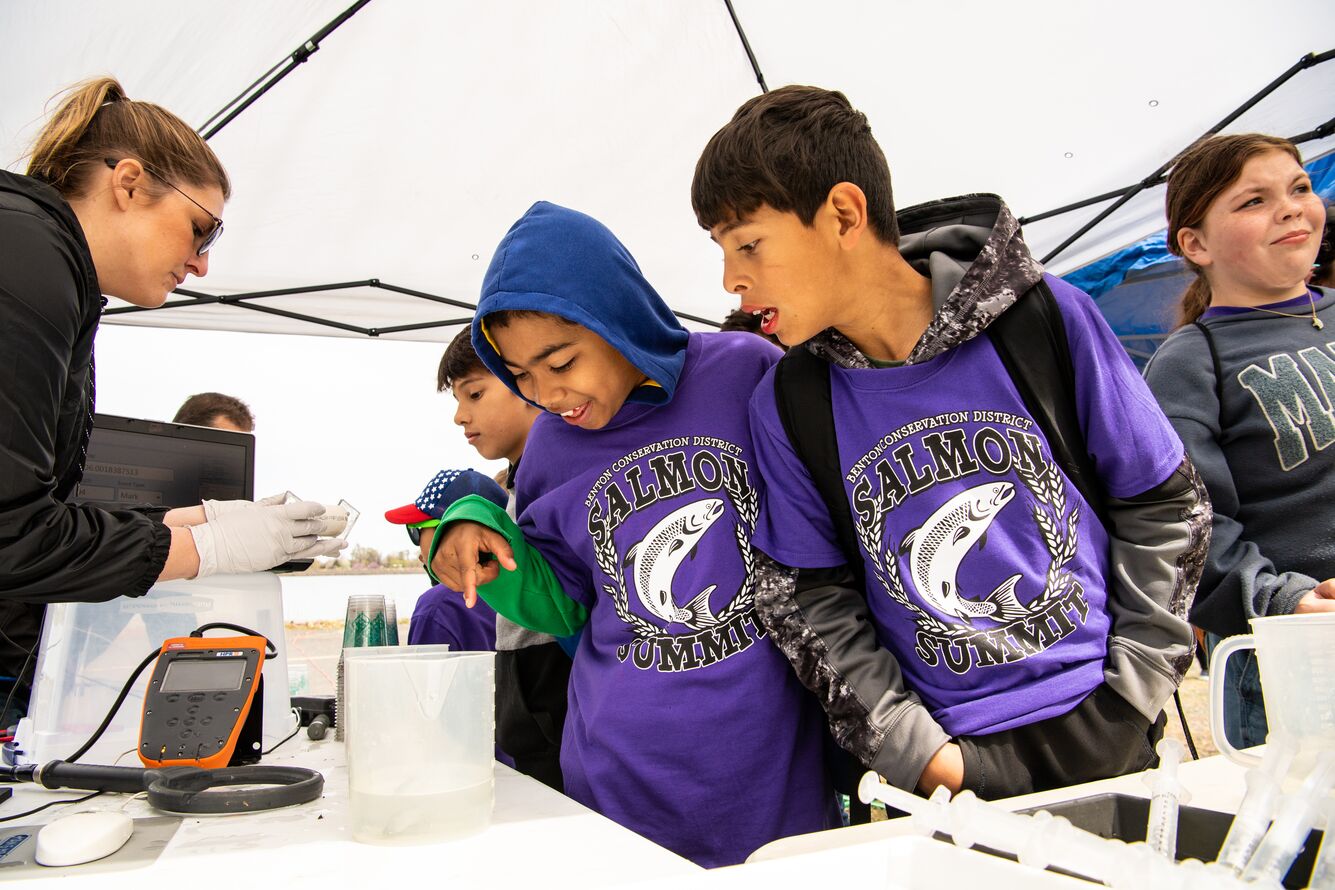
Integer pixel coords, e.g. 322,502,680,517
1062,152,1335,366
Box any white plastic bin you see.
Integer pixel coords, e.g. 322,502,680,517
18,572,292,766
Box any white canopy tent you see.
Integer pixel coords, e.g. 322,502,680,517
4,0,1333,343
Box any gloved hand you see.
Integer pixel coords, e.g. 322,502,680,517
190,501,346,577
202,492,289,523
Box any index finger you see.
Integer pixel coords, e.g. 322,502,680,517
484,530,517,572
462,564,479,608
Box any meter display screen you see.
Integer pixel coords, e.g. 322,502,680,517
160,657,247,692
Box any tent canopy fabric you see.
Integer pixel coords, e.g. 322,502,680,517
1069,152,1335,366
3,0,1333,343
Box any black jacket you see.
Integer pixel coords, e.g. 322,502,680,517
0,170,171,693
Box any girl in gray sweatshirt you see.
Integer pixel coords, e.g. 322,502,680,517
1145,133,1335,749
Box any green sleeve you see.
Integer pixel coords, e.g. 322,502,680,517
428,495,588,636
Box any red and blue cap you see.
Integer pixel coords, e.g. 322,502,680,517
384,469,508,525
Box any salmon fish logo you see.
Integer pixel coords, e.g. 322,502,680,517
898,482,1027,624
624,499,725,629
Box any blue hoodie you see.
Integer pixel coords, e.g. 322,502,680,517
471,201,688,407
459,202,833,867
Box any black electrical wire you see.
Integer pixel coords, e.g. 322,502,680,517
0,790,103,823
65,623,276,764
191,623,277,658
260,721,302,757
63,650,160,764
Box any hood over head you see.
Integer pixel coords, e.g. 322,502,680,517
471,201,689,408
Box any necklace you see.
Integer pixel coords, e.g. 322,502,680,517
1243,291,1324,330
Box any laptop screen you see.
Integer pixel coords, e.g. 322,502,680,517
73,413,255,510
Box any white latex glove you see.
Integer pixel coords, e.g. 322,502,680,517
202,492,288,523
190,501,346,577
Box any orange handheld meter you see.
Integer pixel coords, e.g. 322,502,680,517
138,635,267,770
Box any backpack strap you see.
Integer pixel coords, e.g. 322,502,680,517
773,348,867,587
987,280,1110,529
1192,320,1224,409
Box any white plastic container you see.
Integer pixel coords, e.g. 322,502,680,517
18,572,292,766
1210,613,1335,783
344,648,494,844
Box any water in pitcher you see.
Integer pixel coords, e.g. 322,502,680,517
351,769,493,844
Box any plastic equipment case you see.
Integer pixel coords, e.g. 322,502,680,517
17,573,293,767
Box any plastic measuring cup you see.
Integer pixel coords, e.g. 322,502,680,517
344,648,495,844
1209,614,1335,772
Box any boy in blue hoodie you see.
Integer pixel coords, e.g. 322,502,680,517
424,202,833,867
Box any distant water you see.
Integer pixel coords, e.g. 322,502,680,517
277,572,433,623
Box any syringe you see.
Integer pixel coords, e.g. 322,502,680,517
1306,796,1335,889
1144,737,1190,859
1240,750,1335,885
1214,732,1299,874
856,771,1251,889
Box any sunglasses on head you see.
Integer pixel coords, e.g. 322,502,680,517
406,520,441,547
103,157,224,256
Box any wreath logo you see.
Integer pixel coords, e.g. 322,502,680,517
858,454,1089,673
590,456,762,671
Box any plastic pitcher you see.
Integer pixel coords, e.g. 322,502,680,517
1210,614,1335,771
344,648,495,844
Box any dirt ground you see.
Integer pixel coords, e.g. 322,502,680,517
282,621,1218,759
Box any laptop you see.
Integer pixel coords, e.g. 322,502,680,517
73,413,255,510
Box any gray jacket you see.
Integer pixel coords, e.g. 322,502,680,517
754,194,1208,791
1144,290,1333,637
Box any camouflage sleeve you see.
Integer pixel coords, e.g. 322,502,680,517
753,550,950,792
1101,456,1210,723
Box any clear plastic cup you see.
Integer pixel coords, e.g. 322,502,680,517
1210,614,1335,783
342,594,389,647
344,648,494,844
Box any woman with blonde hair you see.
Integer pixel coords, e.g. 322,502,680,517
1144,133,1334,749
0,78,340,721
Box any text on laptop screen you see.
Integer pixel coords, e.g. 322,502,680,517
73,415,254,510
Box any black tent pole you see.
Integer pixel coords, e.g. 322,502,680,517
723,0,768,93
1022,113,1335,227
199,0,375,140
1038,49,1334,265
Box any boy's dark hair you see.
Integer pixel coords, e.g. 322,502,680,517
691,85,899,245
438,327,489,392
172,392,254,431
718,308,783,348
482,309,577,331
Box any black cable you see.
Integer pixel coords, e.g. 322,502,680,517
260,719,302,756
190,623,277,658
0,790,103,823
1173,689,1199,760
64,650,160,764
65,623,275,764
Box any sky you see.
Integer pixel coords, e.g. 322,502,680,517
92,323,500,559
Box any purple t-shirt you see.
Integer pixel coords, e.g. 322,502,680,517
751,275,1184,736
407,583,498,651
515,332,832,868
